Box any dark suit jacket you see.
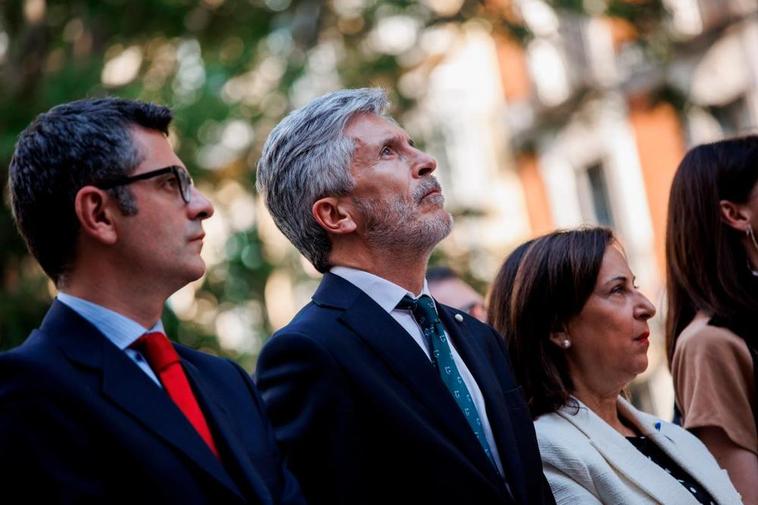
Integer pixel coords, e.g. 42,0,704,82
0,300,305,505
256,273,555,505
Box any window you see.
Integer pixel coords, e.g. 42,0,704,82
578,162,615,227
709,96,751,137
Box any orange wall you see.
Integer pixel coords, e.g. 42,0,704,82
494,35,532,103
628,98,685,279
516,153,554,235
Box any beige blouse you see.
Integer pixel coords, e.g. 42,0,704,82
672,311,757,454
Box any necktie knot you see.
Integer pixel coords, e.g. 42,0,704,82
397,294,439,325
132,332,180,372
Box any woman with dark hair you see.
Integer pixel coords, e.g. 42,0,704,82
490,228,741,504
666,136,758,504
487,238,534,336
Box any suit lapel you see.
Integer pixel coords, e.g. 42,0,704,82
316,275,501,484
182,360,273,504
438,305,526,500
339,299,481,448
43,301,243,501
559,398,698,505
618,398,738,505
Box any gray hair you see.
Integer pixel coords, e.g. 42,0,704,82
256,88,389,272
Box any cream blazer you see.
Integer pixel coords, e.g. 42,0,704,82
535,396,742,505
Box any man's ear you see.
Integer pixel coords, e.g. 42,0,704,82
719,199,751,232
312,196,357,235
74,186,119,245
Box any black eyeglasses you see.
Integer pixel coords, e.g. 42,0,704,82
95,165,194,204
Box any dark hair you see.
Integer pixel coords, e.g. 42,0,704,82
490,227,615,418
487,238,535,338
9,97,172,285
665,135,758,363
426,265,459,283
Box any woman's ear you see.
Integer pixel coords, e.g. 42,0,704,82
74,186,118,245
719,199,751,232
312,197,357,235
549,325,572,350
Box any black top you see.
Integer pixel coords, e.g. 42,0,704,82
626,435,716,505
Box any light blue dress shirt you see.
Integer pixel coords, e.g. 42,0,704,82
57,292,164,387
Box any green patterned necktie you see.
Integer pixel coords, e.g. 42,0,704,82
396,294,495,467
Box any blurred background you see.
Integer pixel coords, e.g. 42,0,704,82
2,0,757,419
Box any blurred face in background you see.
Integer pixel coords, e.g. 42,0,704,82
429,277,487,322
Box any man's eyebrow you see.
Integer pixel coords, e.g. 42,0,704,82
378,133,412,148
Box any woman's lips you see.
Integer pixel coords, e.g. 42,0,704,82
634,331,650,344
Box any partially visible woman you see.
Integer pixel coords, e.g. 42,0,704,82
666,136,758,504
490,228,741,504
487,238,533,338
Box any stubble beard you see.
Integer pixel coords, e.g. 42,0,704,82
356,180,453,254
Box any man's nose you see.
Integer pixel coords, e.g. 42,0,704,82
187,186,214,220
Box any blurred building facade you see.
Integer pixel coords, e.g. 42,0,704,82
147,1,758,410
419,0,758,419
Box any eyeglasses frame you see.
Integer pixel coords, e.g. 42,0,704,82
94,165,194,204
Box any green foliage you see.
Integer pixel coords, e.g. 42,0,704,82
0,0,675,362
0,0,450,357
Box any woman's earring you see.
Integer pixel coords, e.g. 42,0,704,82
747,226,758,252
561,339,571,349
747,227,758,276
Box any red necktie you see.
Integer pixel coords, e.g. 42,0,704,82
133,332,219,458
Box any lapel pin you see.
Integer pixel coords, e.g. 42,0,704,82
454,313,464,322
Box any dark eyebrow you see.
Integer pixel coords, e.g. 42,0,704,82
601,275,628,287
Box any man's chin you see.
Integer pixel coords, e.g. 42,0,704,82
183,260,207,284
433,209,454,234
419,211,453,246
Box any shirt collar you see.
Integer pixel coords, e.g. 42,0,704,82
330,266,433,314
56,292,164,350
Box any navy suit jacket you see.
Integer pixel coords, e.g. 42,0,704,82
0,300,305,505
256,273,555,505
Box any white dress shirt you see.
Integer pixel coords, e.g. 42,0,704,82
331,266,504,475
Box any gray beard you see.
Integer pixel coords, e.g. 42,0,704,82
356,195,453,253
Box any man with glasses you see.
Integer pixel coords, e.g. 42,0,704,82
1,97,305,504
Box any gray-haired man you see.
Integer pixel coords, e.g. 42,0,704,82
255,88,555,505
